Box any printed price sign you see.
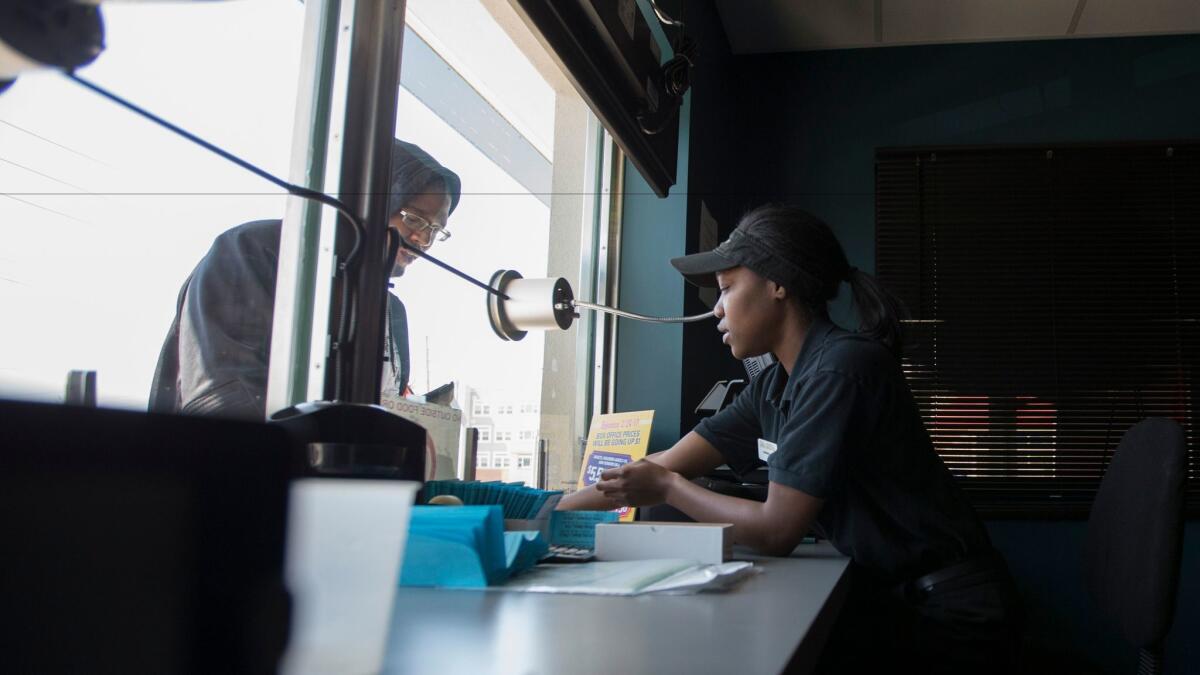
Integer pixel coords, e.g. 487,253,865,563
577,410,654,522
583,450,632,484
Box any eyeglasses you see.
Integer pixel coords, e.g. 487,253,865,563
395,209,451,249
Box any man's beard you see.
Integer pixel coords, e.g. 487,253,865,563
390,261,407,278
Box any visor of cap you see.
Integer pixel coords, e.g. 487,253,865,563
672,229,811,292
670,249,736,288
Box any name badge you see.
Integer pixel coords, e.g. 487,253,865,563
757,438,777,462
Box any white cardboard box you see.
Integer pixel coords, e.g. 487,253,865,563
594,521,733,564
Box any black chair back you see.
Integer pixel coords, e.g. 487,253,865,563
1084,417,1186,673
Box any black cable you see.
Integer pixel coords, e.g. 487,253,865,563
65,71,365,275
385,227,403,272
67,70,364,401
638,3,697,135
332,261,360,401
647,0,684,28
663,34,696,99
68,71,509,301
396,238,508,299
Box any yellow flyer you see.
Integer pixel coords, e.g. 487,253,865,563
577,410,654,522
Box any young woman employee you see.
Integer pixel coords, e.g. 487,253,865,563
557,205,1022,674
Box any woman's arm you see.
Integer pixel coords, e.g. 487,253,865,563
555,482,620,511
662,476,822,556
556,431,726,511
590,432,824,555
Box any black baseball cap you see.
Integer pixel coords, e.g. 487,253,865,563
670,226,812,290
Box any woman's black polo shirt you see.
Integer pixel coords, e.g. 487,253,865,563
694,317,990,582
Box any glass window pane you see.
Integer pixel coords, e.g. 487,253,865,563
404,0,555,158
380,0,602,487
0,1,304,415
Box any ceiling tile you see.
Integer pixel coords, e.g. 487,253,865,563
1074,0,1200,37
715,0,876,54
713,0,1200,54
882,0,1079,45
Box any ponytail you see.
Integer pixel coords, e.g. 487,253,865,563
730,204,910,357
845,267,909,357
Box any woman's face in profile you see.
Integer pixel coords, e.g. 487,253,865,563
714,266,781,359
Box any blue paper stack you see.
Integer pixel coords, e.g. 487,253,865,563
399,504,549,588
422,479,562,519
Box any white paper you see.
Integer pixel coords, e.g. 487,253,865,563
280,479,419,675
495,559,755,596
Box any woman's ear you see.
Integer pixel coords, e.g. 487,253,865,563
771,282,788,301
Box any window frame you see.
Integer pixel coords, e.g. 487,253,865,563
265,0,621,488
267,0,407,412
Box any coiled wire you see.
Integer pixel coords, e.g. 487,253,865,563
570,300,714,324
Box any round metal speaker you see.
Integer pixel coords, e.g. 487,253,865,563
487,269,576,341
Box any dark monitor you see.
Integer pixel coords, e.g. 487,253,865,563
743,353,777,380
1,400,292,674
693,354,777,418
694,378,746,416
512,0,682,197
698,354,776,487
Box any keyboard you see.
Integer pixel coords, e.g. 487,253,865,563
543,544,595,562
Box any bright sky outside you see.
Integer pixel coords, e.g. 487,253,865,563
0,0,555,412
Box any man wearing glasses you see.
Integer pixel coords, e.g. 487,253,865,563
149,139,461,420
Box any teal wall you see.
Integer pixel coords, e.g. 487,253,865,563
613,92,691,452
738,34,1200,283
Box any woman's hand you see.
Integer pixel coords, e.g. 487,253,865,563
595,459,679,507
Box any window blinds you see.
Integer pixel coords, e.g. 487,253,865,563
876,143,1197,516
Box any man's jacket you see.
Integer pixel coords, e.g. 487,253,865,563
149,219,408,420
